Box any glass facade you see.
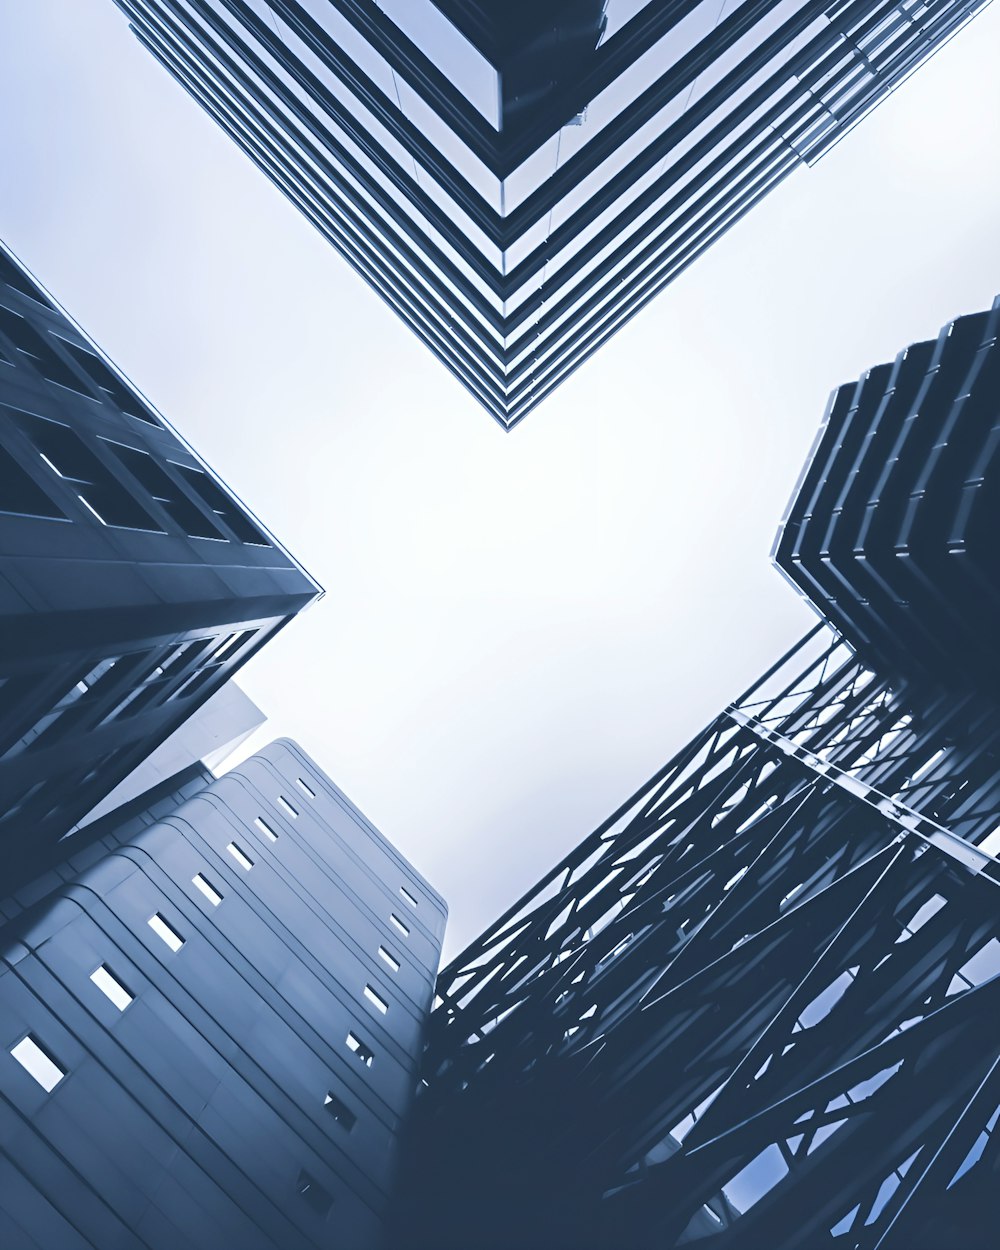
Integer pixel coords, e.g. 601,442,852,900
115,0,989,424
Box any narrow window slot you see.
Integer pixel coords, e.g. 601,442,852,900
378,946,400,972
226,842,254,871
254,817,278,842
192,874,223,906
389,913,410,938
90,965,133,1011
346,1032,375,1067
148,913,184,952
399,885,419,908
10,1036,65,1091
323,1091,357,1132
277,795,298,818
363,984,389,1015
296,777,316,798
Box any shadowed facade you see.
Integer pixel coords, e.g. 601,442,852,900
394,298,1000,1249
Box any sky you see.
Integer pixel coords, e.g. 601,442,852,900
1,1,999,959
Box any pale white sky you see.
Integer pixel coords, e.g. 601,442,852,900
1,1,998,957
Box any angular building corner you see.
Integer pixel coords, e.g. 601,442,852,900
0,240,322,893
114,0,991,426
392,297,1000,1250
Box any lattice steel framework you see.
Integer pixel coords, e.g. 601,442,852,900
397,625,1000,1248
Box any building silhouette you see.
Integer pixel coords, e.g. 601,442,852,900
394,298,1000,1249
112,0,990,427
0,243,321,893
0,739,446,1250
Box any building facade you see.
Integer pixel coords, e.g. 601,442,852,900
1,738,446,1250
0,243,321,892
394,299,1000,1248
113,0,989,426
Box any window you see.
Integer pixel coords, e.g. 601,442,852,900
58,339,159,424
0,249,53,307
171,463,271,545
10,1036,65,1092
297,777,317,799
363,984,389,1015
346,1032,375,1067
0,442,65,520
192,874,223,906
296,1170,332,1216
323,1091,357,1132
103,441,223,536
399,885,419,908
378,946,401,972
389,913,410,938
90,965,134,1011
14,412,161,530
227,842,254,871
0,302,88,393
277,795,299,818
255,817,278,842
148,913,184,952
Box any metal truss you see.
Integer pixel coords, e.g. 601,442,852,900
398,625,1000,1249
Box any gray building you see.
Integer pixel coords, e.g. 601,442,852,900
0,242,321,891
1,738,446,1250
114,0,989,425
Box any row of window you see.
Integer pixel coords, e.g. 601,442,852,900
0,397,270,546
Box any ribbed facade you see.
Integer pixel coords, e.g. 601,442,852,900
775,297,1000,697
112,0,990,426
394,299,1000,1249
0,243,321,889
0,739,446,1250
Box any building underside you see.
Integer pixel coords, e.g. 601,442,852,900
113,0,991,426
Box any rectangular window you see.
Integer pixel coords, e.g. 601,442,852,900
296,1170,332,1216
254,817,278,842
10,1035,65,1092
296,777,317,799
103,440,222,536
378,946,400,972
0,443,65,520
226,842,254,871
389,913,410,938
277,795,299,818
14,412,161,531
0,302,88,394
148,913,184,952
363,984,389,1015
323,1091,357,1132
399,885,419,908
346,1032,375,1067
90,965,134,1011
172,463,271,545
192,874,223,906
59,339,159,424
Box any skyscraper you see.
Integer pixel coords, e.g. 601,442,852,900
394,298,1000,1249
0,242,321,892
111,0,990,426
0,739,446,1250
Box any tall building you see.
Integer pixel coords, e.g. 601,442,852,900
0,243,321,891
0,739,447,1250
112,0,989,426
394,299,1000,1249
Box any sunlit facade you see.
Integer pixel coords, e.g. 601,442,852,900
113,0,990,426
394,298,1000,1249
